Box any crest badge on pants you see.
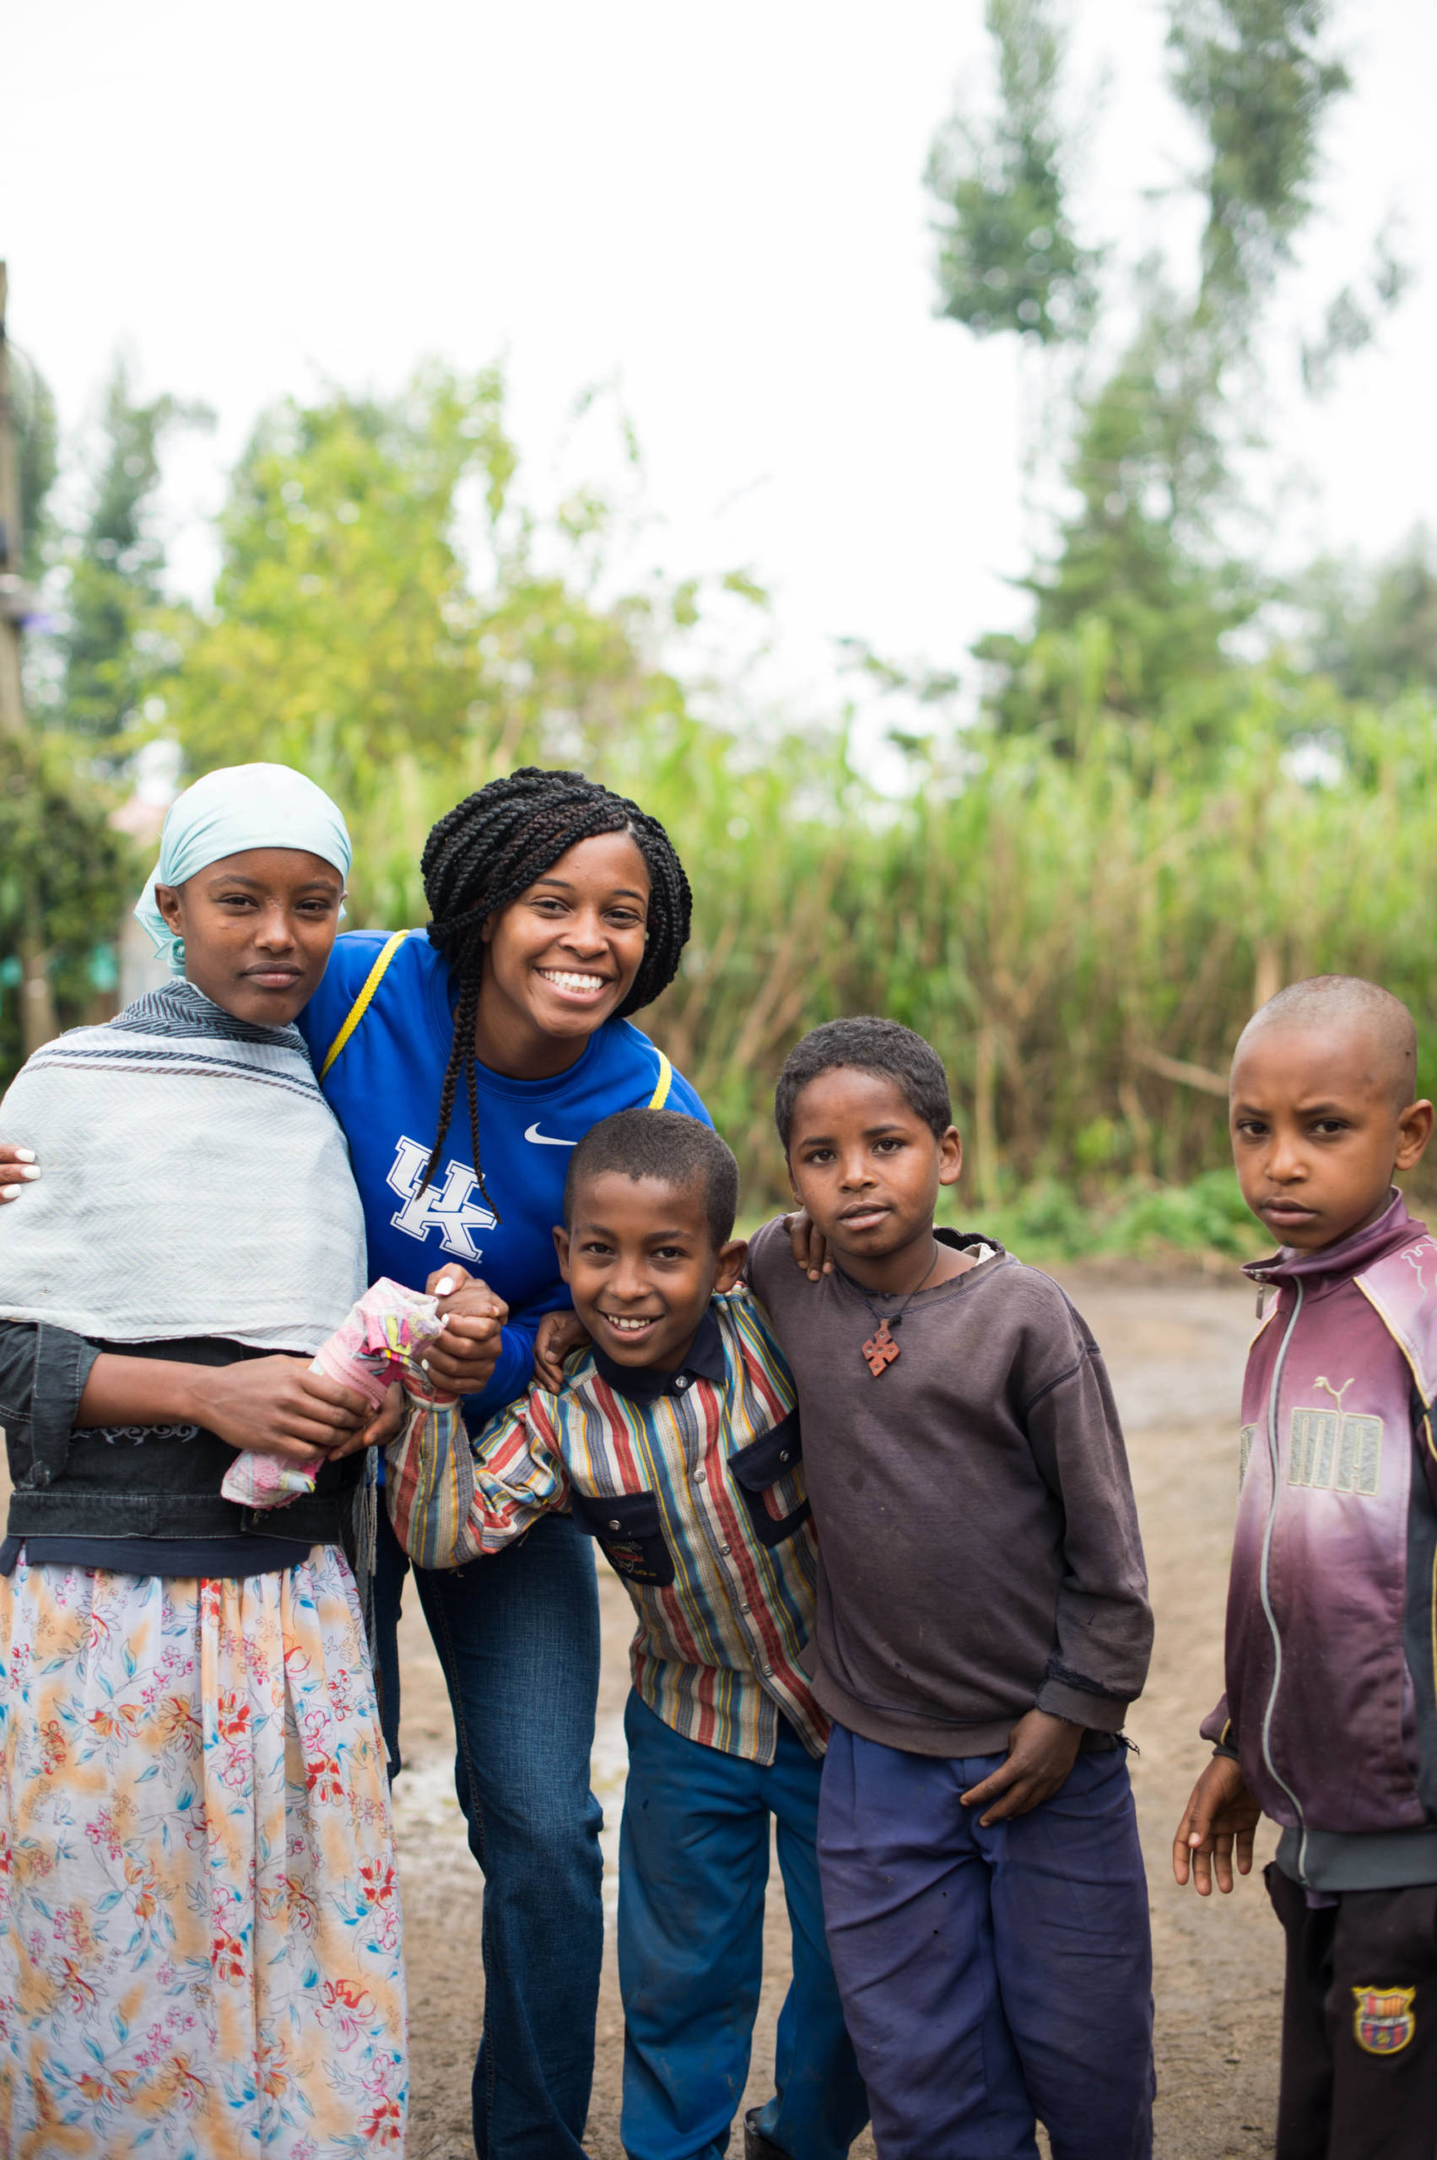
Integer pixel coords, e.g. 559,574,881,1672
1352,1985,1416,2055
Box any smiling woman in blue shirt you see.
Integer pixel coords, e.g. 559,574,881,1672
296,766,709,2160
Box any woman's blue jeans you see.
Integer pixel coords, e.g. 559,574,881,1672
375,1507,605,2160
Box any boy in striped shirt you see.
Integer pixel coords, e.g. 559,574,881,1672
387,1108,868,2160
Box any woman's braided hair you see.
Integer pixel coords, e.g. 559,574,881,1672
419,766,692,1203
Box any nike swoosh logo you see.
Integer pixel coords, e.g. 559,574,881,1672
524,1124,577,1147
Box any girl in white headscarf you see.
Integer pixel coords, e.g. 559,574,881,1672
0,765,407,2157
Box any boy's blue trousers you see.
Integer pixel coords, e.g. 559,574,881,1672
818,1724,1155,2160
618,1691,870,2160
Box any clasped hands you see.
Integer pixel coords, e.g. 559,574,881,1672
166,1267,507,1472
326,1263,507,1457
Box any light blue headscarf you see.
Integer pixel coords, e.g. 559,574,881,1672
134,764,353,975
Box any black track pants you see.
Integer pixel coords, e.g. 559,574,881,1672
1267,1862,1437,2160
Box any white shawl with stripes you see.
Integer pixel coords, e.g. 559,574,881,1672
0,980,366,1350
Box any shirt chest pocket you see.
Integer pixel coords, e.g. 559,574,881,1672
570,1488,676,1588
729,1409,810,1549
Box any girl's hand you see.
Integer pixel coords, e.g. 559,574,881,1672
1172,1756,1262,1895
784,1209,831,1281
0,1141,41,1201
328,1380,405,1461
421,1266,509,1395
959,1709,1083,1825
533,1310,591,1391
200,1357,371,1468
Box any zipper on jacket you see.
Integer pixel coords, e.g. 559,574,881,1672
1258,1281,1309,1879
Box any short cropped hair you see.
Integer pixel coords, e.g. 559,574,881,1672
1241,975,1418,1111
774,1017,953,1150
564,1108,740,1247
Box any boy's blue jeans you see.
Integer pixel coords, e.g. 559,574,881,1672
619,1691,870,2160
374,1507,605,2160
818,1724,1154,2160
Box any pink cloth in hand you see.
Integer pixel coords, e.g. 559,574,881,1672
221,1277,450,1509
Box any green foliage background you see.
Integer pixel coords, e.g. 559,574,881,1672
130,359,1437,1232
0,733,135,1073
8,0,1437,1254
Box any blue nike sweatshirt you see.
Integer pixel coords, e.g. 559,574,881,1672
297,929,709,1422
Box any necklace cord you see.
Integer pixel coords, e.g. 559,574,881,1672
837,1239,944,1332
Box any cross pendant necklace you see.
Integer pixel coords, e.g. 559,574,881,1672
861,1320,902,1376
856,1243,942,1377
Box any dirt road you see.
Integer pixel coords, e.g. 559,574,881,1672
396,1265,1286,2160
0,1265,1278,2154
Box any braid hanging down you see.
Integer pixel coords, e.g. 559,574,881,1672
419,766,693,1202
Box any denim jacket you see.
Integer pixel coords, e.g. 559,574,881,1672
0,1320,360,1546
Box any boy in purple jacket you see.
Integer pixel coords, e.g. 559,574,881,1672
1174,975,1437,2160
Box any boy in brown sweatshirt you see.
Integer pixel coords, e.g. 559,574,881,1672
746,1016,1154,2160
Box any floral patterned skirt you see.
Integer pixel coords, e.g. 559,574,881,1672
0,1544,407,2158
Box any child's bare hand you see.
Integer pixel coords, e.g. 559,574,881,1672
533,1310,590,1390
1172,1755,1262,1895
328,1380,404,1460
784,1209,831,1282
961,1709,1082,1825
421,1266,509,1394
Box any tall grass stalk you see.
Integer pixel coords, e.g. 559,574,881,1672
340,688,1437,1214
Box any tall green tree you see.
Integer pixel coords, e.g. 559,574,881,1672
160,366,755,924
926,0,1099,346
11,348,58,586
1293,530,1437,705
1171,0,1350,322
929,0,1389,752
0,353,145,1081
57,363,209,740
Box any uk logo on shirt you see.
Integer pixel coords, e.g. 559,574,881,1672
386,1136,498,1261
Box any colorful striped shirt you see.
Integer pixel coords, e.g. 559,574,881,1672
385,1289,826,1763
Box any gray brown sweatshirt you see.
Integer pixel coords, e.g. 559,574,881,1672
746,1221,1152,1757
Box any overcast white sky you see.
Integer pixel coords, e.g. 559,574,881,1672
7,0,1435,733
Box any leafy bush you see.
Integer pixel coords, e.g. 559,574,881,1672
968,1169,1268,1267
0,733,137,1081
